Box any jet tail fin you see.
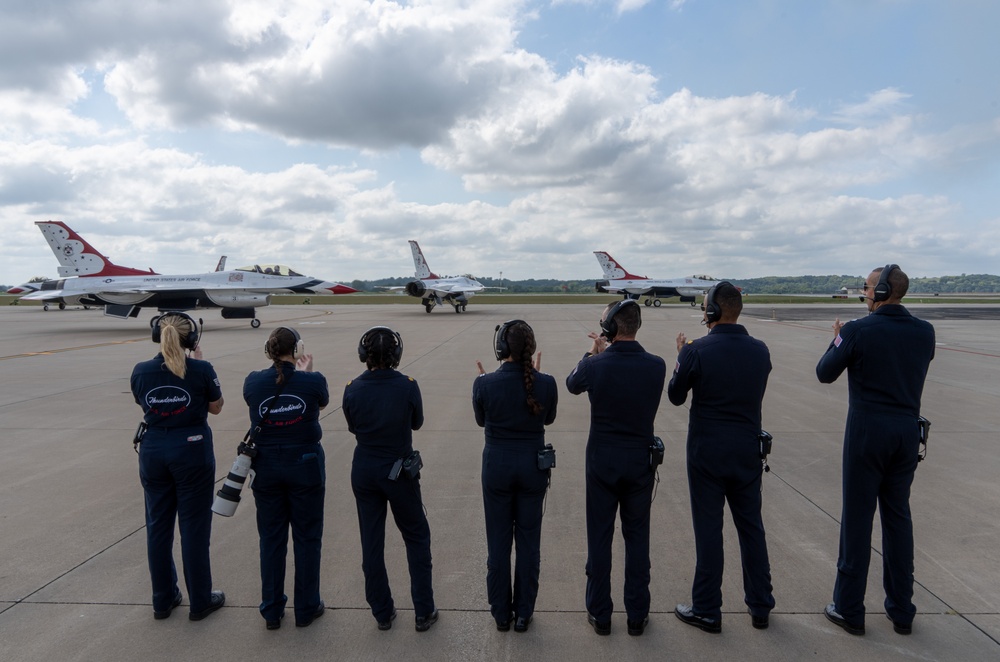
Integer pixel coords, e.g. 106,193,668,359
35,221,158,278
593,251,646,280
409,240,439,279
215,256,227,272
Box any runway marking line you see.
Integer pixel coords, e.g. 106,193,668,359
0,338,146,360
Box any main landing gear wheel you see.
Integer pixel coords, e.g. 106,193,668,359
653,299,662,308
59,303,66,310
691,301,697,307
43,304,50,311
251,319,261,328
462,304,467,312
454,305,462,313
644,299,651,306
425,303,434,313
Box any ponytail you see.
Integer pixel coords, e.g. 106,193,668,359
508,322,541,416
265,329,297,385
159,317,189,379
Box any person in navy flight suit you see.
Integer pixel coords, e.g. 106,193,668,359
243,327,329,629
667,281,775,634
566,300,666,637
130,312,226,621
343,326,438,633
817,265,935,636
473,320,558,633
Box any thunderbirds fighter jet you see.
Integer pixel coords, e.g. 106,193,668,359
16,221,356,327
400,240,487,313
593,251,722,307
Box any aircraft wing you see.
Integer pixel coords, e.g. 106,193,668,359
599,281,657,296
427,283,484,296
21,290,70,301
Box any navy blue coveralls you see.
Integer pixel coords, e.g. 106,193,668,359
244,363,329,625
131,354,222,615
667,324,775,622
342,369,436,623
472,363,559,623
817,304,934,627
566,340,666,624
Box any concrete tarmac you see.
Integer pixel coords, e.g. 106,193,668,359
1,302,998,661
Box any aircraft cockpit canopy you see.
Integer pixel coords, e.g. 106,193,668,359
692,274,717,281
236,264,305,277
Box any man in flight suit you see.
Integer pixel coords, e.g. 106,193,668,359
817,264,935,636
566,300,666,637
667,281,775,633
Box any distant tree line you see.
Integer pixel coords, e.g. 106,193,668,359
342,273,1000,295
6,273,999,295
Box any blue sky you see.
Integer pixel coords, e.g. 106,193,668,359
1,0,997,286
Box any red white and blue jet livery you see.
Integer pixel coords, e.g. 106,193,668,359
10,221,356,327
594,251,723,307
400,240,488,313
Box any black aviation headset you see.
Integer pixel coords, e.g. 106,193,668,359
872,264,899,303
600,299,641,340
264,326,305,360
358,326,403,368
151,312,201,350
701,281,733,325
494,319,529,361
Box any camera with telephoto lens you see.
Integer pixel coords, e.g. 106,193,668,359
212,440,257,517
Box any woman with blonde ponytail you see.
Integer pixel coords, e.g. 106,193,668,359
473,320,558,633
130,313,225,622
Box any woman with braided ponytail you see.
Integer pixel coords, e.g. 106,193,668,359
473,320,558,633
130,313,225,621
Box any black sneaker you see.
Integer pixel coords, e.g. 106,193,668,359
627,617,649,636
378,608,397,631
749,609,769,630
189,591,225,621
886,612,912,635
415,609,439,632
153,591,183,620
587,612,611,636
296,601,326,627
824,603,864,635
496,611,514,632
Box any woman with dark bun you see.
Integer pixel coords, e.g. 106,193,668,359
473,320,558,633
243,327,329,630
342,326,438,633
130,313,225,621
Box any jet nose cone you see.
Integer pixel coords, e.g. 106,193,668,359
327,283,358,295
7,287,25,294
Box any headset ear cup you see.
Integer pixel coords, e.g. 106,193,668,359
873,264,896,303
294,339,305,360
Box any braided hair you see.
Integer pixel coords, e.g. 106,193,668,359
158,314,193,379
364,329,400,371
265,327,299,385
506,322,541,416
